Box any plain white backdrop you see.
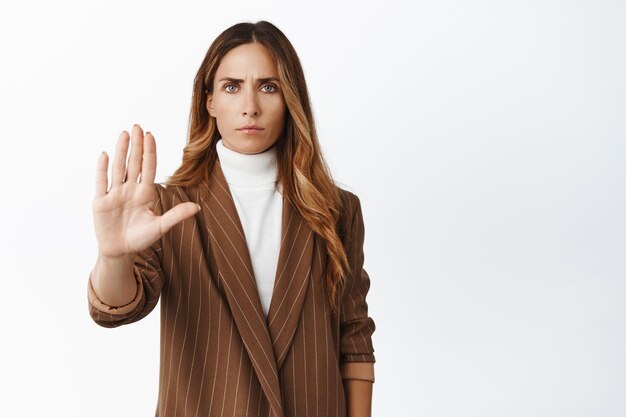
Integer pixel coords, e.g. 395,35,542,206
1,0,624,416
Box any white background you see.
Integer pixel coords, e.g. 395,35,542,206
1,1,624,416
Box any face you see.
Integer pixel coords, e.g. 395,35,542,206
206,42,287,155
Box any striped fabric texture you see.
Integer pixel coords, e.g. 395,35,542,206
87,157,376,417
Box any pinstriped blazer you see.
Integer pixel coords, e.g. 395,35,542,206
87,155,376,417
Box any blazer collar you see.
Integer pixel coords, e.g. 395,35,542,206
199,155,315,415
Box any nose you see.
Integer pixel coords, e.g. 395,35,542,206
242,88,260,116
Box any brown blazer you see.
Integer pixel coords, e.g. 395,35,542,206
87,156,376,417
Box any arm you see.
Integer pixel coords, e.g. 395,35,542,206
339,192,377,416
87,239,164,328
87,127,198,328
87,187,165,328
343,379,373,417
89,253,137,308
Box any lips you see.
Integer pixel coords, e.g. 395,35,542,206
238,125,264,130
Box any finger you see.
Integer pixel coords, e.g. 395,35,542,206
158,202,202,235
140,131,157,185
111,130,130,187
95,151,109,198
126,124,144,183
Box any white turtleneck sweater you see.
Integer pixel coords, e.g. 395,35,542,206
215,138,283,318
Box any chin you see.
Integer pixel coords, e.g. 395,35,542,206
225,138,270,154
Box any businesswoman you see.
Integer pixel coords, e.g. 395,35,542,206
87,20,376,417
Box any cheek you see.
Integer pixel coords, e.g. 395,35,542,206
212,98,236,119
269,100,287,121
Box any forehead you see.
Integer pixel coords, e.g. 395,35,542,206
215,43,278,78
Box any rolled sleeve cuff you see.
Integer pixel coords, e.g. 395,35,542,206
340,362,375,383
87,267,144,316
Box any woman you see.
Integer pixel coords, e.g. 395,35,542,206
87,20,376,417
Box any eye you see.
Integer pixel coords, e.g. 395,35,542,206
224,84,238,93
262,84,278,93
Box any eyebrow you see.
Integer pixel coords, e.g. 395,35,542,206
218,76,280,84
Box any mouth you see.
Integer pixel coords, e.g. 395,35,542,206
238,124,264,130
238,126,264,134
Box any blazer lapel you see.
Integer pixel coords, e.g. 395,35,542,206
266,190,315,372
200,155,316,414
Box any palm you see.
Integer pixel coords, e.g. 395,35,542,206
92,125,200,259
94,181,163,257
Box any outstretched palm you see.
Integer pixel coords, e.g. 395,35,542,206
92,124,200,259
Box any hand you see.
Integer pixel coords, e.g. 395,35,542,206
92,124,201,259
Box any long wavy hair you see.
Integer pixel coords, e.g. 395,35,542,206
163,20,350,314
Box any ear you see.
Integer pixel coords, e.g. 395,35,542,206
206,94,214,117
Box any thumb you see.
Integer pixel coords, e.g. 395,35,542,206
159,202,202,234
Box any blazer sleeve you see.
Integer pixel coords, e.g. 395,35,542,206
87,185,165,328
339,192,376,383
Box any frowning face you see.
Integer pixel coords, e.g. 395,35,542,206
207,42,287,155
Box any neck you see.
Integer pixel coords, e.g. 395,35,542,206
215,138,278,187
